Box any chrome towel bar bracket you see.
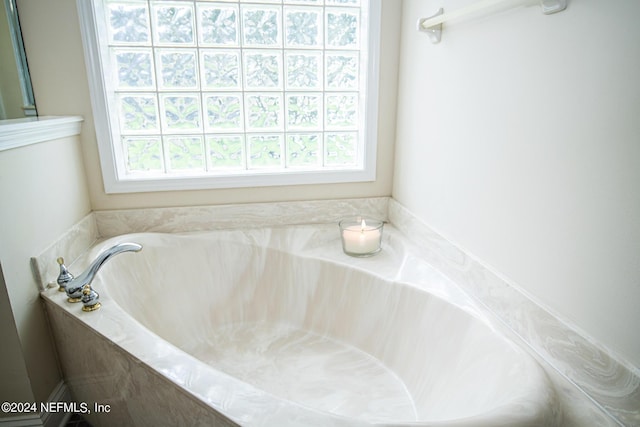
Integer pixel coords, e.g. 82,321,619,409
418,0,567,43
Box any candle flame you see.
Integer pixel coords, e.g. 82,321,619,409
360,219,366,232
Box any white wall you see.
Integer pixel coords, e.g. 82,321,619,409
0,263,33,407
18,0,401,211
394,0,640,368
0,133,91,404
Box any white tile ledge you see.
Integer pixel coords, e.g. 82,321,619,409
0,116,83,151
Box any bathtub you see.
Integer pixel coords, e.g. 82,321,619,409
42,224,559,426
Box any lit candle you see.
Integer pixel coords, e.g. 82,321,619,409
339,218,383,256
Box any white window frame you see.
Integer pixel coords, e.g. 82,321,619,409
77,0,381,193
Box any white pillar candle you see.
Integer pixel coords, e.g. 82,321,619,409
340,219,383,256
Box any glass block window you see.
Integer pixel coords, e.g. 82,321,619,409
81,0,380,192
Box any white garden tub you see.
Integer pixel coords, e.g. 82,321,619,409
42,225,559,426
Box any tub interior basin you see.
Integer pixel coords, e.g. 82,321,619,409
88,231,556,425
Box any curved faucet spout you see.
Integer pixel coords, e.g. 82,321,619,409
74,243,142,289
58,243,142,301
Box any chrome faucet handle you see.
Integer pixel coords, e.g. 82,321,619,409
81,285,101,312
56,257,74,293
57,257,83,302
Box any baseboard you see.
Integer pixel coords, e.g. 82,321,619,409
0,414,42,427
0,381,72,427
41,381,72,427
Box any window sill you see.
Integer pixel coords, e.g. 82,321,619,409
104,167,376,193
0,116,83,152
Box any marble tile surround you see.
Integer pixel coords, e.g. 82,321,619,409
45,306,239,427
32,213,99,292
387,200,639,427
34,196,639,426
32,198,388,292
93,197,390,238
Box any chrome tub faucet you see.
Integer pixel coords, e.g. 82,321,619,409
57,242,142,310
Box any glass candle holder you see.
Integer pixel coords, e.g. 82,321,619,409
338,217,384,257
